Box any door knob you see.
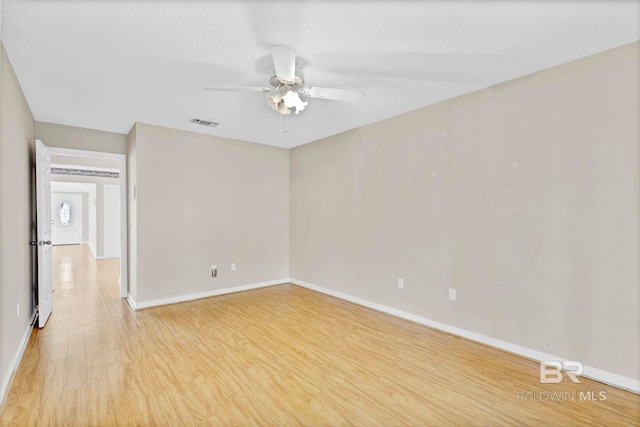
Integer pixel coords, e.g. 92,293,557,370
37,240,52,246
44,240,52,245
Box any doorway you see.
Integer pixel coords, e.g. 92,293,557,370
45,146,128,299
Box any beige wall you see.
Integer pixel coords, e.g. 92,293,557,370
131,123,289,304
290,42,640,380
0,44,35,400
35,121,127,154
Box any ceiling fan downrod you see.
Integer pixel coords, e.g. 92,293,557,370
279,113,289,133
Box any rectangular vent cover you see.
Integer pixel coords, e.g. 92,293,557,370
190,118,220,127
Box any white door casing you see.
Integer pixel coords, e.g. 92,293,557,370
103,185,121,259
36,140,53,328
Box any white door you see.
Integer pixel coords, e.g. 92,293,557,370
36,140,53,328
103,185,121,258
51,193,82,245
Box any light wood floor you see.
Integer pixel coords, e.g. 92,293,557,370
1,245,639,426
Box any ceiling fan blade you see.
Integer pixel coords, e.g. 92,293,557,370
204,87,270,93
301,86,366,103
271,45,296,83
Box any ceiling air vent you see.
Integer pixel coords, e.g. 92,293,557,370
190,118,220,127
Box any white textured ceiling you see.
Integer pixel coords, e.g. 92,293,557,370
2,1,639,148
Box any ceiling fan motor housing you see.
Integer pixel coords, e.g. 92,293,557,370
269,71,305,91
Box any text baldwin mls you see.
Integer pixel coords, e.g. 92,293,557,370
517,390,607,402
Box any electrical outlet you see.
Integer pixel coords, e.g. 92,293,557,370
448,288,456,300
17,302,20,317
211,265,217,278
398,278,404,289
231,263,236,271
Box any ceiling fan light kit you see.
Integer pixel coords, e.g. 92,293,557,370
267,90,307,115
266,70,308,115
205,45,366,120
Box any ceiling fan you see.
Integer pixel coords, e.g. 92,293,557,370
205,45,366,116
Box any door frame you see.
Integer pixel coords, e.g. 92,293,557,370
103,184,121,259
46,147,128,298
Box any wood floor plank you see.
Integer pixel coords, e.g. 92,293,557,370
64,388,91,426
67,331,87,371
1,244,639,425
36,358,67,426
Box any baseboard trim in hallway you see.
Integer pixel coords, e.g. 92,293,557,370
290,278,640,394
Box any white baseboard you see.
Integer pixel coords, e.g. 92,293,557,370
87,242,98,259
0,310,37,409
126,294,137,311
128,278,289,310
290,278,640,394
